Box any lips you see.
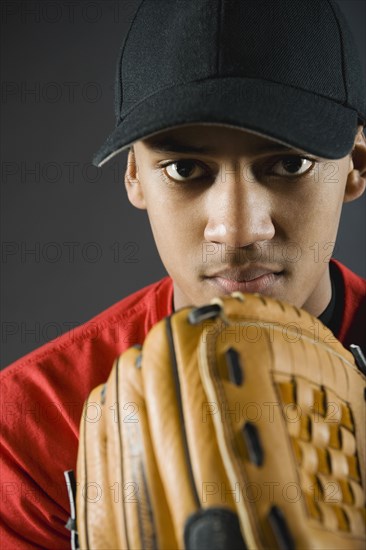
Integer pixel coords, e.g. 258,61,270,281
204,266,284,294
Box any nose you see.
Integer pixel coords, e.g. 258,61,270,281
203,162,275,248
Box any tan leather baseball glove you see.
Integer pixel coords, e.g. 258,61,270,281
74,292,366,549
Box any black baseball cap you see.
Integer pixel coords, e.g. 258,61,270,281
92,0,366,167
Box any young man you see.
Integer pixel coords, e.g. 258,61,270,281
1,0,365,548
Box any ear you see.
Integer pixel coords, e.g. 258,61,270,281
124,146,147,209
343,126,366,203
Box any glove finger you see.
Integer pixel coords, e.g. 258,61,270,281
141,316,208,548
117,346,178,550
77,377,122,550
168,307,238,510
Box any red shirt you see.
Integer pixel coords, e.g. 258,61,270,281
1,260,365,549
331,259,366,350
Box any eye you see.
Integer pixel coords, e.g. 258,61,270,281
271,156,314,177
163,160,208,182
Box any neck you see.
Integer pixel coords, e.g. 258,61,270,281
302,264,332,317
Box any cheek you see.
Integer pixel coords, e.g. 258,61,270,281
309,167,347,235
280,167,347,267
279,168,346,235
142,182,204,260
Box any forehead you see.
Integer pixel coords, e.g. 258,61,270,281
138,123,317,158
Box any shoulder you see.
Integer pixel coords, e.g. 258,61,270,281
0,276,173,547
331,258,366,292
0,275,174,446
330,259,366,350
1,275,173,387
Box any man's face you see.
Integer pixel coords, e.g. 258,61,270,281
129,124,357,315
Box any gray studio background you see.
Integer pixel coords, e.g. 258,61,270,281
1,0,365,369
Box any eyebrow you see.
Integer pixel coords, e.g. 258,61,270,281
143,137,301,155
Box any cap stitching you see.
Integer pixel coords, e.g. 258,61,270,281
325,0,348,106
117,75,356,124
117,0,147,124
216,0,223,74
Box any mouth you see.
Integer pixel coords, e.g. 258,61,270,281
204,266,284,294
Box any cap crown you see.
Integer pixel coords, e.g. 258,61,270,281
115,0,366,125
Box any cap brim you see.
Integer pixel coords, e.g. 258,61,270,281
92,77,358,167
